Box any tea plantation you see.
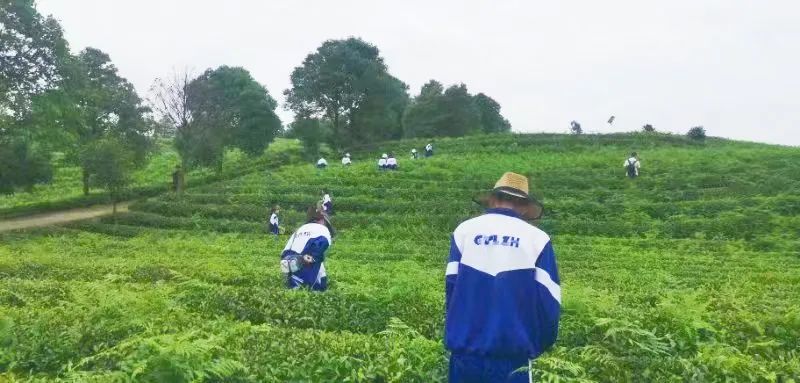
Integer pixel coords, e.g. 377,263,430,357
1,133,799,382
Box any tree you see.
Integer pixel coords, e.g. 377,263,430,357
0,137,52,194
57,48,151,194
474,93,511,133
570,121,582,134
687,126,706,141
148,68,194,142
347,70,408,144
643,124,655,132
180,66,281,170
401,80,446,138
0,0,68,113
285,37,407,148
0,0,68,192
80,137,133,215
402,81,482,138
288,117,327,160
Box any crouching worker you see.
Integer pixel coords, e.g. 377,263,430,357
623,152,640,178
280,206,334,291
446,172,560,383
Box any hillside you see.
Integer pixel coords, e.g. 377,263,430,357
0,139,303,219
1,133,799,381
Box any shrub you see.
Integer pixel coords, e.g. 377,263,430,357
687,126,707,140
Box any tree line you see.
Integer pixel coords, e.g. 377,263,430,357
0,1,509,194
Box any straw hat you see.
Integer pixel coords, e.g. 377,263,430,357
474,172,544,220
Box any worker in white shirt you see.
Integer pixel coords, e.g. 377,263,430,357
411,148,418,159
268,205,281,239
425,143,434,157
321,188,333,215
341,153,352,166
386,153,398,170
623,152,641,178
316,157,328,169
378,153,388,170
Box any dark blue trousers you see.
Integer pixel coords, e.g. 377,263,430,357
449,353,529,383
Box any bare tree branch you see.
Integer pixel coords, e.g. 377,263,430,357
147,67,194,135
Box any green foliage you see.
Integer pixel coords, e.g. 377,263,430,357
687,126,707,141
2,133,800,381
474,93,511,133
0,0,69,112
0,138,52,194
79,138,134,206
403,81,506,138
287,117,327,160
284,37,409,149
570,121,582,135
179,66,281,170
0,138,303,217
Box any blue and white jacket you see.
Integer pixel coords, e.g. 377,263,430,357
445,208,561,358
281,222,332,291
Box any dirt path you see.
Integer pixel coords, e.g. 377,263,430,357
0,202,130,233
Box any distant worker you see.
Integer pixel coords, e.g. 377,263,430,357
446,172,560,383
425,142,434,157
279,206,333,291
623,152,641,178
268,205,281,239
321,188,333,215
316,157,328,169
341,153,352,166
171,164,185,196
411,148,418,159
378,153,388,170
386,153,398,170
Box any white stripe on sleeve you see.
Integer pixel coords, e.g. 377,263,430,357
534,267,562,304
445,261,459,276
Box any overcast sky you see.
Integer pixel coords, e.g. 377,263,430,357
36,0,800,146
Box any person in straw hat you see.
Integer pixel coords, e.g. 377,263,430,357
279,206,334,291
445,172,560,383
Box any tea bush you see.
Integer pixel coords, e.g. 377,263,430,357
1,133,799,381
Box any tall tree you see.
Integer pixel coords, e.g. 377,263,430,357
80,137,134,215
148,68,194,141
287,117,327,160
440,84,481,136
0,0,68,114
348,70,409,145
0,0,68,193
474,93,511,133
402,80,446,138
0,137,52,194
50,48,151,194
402,81,481,138
179,66,281,170
285,37,407,148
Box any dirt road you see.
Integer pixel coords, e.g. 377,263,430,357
0,202,130,233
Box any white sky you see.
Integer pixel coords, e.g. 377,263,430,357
36,0,800,146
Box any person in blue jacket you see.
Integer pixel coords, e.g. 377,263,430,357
279,206,334,291
268,205,281,239
446,172,560,383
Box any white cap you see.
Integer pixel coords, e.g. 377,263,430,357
346,153,351,157
382,153,388,158
411,148,417,152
